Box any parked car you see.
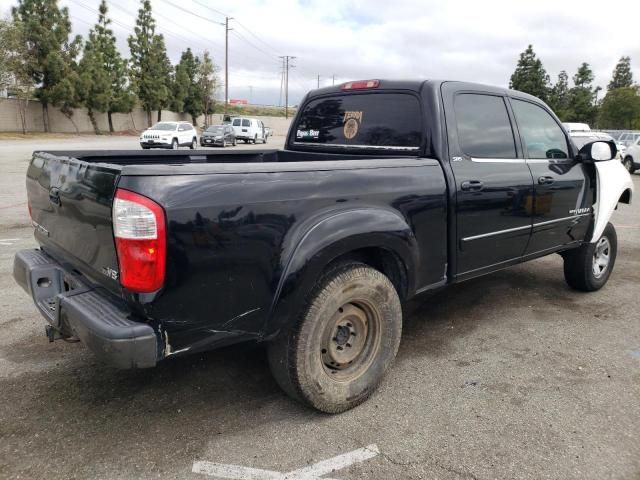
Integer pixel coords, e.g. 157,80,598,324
14,79,633,413
231,117,267,144
200,124,236,147
139,121,197,149
622,136,640,173
264,126,273,139
618,132,640,148
570,131,623,161
563,122,591,133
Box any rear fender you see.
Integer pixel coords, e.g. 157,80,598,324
264,208,419,336
591,160,634,242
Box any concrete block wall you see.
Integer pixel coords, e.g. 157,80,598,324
0,98,293,136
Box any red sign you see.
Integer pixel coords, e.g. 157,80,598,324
229,99,248,105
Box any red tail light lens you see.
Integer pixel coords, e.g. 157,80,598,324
113,189,166,293
341,80,380,90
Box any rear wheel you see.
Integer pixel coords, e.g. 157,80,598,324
624,156,636,173
267,262,402,413
233,138,237,146
563,222,617,292
263,135,268,144
190,137,197,150
253,134,257,144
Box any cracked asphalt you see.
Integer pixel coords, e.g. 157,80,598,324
1,136,639,479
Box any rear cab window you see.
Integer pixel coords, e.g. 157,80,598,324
292,92,422,152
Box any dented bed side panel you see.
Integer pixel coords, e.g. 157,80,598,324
116,162,448,355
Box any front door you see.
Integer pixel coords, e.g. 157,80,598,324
442,86,534,277
509,98,591,254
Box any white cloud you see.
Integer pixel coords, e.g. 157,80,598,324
3,0,639,105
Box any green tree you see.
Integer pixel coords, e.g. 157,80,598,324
599,87,640,129
199,51,217,126
548,70,572,119
0,18,34,133
128,0,170,127
12,0,82,132
170,61,189,113
608,56,633,90
177,48,203,124
509,45,550,102
566,63,600,125
78,1,134,134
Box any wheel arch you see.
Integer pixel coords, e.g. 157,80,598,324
263,208,419,338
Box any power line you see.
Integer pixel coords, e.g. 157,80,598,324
157,0,225,26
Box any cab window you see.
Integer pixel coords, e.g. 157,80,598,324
454,94,516,158
511,99,569,159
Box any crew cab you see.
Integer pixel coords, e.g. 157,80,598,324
14,80,633,413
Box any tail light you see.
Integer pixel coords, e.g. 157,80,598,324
341,80,379,90
113,189,166,293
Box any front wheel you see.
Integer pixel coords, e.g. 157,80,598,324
171,138,178,150
267,262,402,413
233,138,237,146
623,157,636,173
563,222,617,292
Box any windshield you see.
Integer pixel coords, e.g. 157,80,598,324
151,122,177,131
206,126,224,133
293,93,422,149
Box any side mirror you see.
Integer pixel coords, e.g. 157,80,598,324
578,140,617,162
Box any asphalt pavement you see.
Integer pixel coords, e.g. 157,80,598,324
0,135,638,479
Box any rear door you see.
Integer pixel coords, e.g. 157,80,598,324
442,85,534,276
509,98,591,254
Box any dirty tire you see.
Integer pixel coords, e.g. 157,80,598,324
563,222,617,292
267,262,402,413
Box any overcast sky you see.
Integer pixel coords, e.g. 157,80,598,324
2,0,639,105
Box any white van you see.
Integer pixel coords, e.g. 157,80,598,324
231,117,267,144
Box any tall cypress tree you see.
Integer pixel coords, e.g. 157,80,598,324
608,56,634,90
509,45,551,102
199,51,217,126
128,0,170,127
567,63,600,124
12,0,82,132
549,70,572,119
79,1,135,133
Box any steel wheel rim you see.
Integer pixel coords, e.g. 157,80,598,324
592,236,611,279
320,300,382,382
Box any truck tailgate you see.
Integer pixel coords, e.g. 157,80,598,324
27,152,122,294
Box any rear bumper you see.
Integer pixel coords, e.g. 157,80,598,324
13,249,159,369
200,137,224,146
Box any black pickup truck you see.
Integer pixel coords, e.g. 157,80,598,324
14,80,633,413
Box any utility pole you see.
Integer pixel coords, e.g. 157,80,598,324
317,75,320,88
279,56,296,119
332,75,335,86
224,17,233,114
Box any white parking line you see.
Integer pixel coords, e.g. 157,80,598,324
0,238,20,246
192,444,379,480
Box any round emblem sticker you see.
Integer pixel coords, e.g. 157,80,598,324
344,118,359,140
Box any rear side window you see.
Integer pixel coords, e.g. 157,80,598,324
454,94,516,158
294,93,422,149
511,99,568,159
242,119,251,127
232,119,241,126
